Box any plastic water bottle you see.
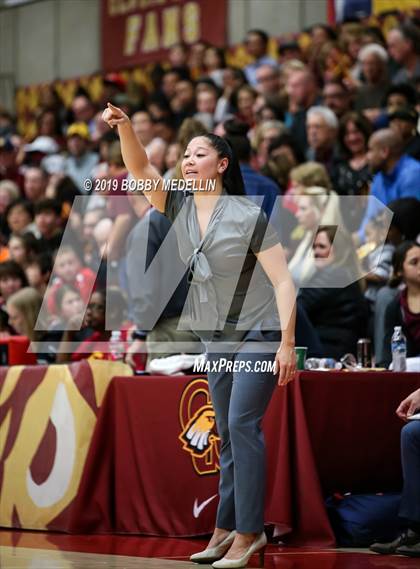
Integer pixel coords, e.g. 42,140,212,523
109,330,125,362
391,326,407,372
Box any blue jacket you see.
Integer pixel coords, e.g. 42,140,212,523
240,163,280,218
358,154,420,242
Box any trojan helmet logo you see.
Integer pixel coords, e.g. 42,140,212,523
179,378,220,476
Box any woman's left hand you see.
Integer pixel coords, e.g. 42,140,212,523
274,343,296,386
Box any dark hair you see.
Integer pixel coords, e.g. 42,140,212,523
28,252,53,276
229,85,258,113
388,198,420,240
339,111,372,155
246,29,269,46
268,133,305,164
10,232,40,259
223,119,251,162
398,23,420,55
55,284,81,314
204,46,226,69
199,133,245,195
257,103,284,122
389,240,420,287
315,225,337,243
34,198,62,217
5,199,34,222
225,66,247,85
311,23,337,41
0,260,29,285
363,26,386,45
36,109,62,137
384,83,418,107
100,130,120,145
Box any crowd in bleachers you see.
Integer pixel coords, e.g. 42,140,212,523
0,17,419,367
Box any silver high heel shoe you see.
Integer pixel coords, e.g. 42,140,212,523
190,530,236,564
212,531,267,568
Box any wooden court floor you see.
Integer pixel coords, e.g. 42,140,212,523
1,531,420,568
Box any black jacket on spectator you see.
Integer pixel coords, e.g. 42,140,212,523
298,265,368,360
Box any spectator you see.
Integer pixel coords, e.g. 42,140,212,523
386,198,420,244
8,233,38,268
384,83,418,111
50,284,84,331
285,68,320,151
373,198,420,365
202,46,226,87
82,208,106,267
289,186,343,285
337,111,372,192
354,43,390,113
34,199,63,255
47,244,96,315
243,29,277,86
162,142,181,180
71,94,96,135
378,241,420,367
6,286,60,362
223,119,280,218
358,128,420,242
0,179,20,239
189,41,208,79
58,288,129,363
277,41,303,64
168,43,190,78
25,253,52,297
306,106,340,186
322,79,353,119
131,111,167,172
287,161,332,216
231,85,258,127
160,69,182,103
336,111,373,231
0,260,28,306
387,24,420,86
214,66,247,124
0,135,23,189
171,79,196,125
389,106,420,161
23,166,48,203
359,216,394,314
195,87,219,130
253,120,286,168
298,225,367,359
5,199,36,237
262,133,304,190
64,122,99,193
255,64,281,97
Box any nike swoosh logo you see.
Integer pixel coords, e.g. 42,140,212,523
193,494,218,518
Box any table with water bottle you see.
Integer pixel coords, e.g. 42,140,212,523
298,326,412,372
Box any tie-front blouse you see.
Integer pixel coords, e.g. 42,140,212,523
164,188,281,343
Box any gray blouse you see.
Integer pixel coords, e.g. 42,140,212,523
164,188,282,346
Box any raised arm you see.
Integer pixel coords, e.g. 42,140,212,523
102,102,167,212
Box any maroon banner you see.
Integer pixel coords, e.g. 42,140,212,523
101,0,227,72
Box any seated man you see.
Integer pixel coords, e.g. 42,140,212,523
370,388,420,557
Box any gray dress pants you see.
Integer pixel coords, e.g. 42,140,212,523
206,336,278,533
